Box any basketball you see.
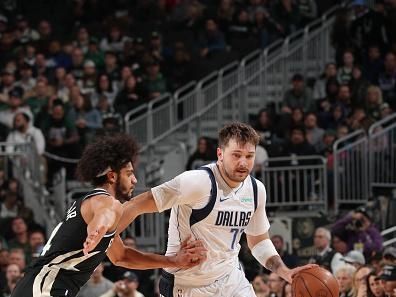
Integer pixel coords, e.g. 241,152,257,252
292,267,339,297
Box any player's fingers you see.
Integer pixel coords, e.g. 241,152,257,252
183,239,204,249
180,234,192,248
185,246,208,255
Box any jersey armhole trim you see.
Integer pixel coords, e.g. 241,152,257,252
189,167,217,226
250,175,258,212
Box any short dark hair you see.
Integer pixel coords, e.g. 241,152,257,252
218,122,260,148
76,134,139,186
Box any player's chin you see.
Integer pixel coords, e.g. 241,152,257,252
233,172,248,181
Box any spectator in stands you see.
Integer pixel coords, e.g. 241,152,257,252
33,52,51,79
348,107,374,131
378,265,396,297
113,75,145,116
85,37,105,70
99,25,131,54
268,272,286,297
367,271,385,297
0,70,15,107
309,227,343,273
350,65,370,107
280,126,316,157
1,263,22,297
271,235,298,268
103,51,121,83
15,63,36,93
313,62,338,101
337,49,355,85
140,58,167,100
352,265,373,297
336,264,356,297
74,26,90,54
199,18,227,58
78,262,114,297
341,250,366,269
8,217,29,254
383,247,396,265
91,74,117,107
6,112,45,155
0,249,9,293
149,31,165,63
186,136,217,170
41,100,80,182
27,229,45,264
380,102,393,119
8,248,26,272
332,207,383,258
68,92,102,146
78,60,98,95
36,20,53,53
365,85,383,121
252,7,280,49
15,15,39,44
0,87,33,129
363,44,383,84
25,79,52,118
100,271,145,297
0,191,20,219
337,124,350,139
304,112,325,148
228,8,256,56
217,0,235,31
164,43,193,92
70,47,85,80
378,52,396,109
252,273,270,297
282,74,313,114
316,129,337,159
298,0,318,26
273,0,300,36
277,107,305,140
253,140,269,177
254,108,277,148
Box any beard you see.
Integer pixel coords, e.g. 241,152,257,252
222,163,249,183
115,178,132,203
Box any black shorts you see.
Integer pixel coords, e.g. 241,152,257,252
11,269,80,297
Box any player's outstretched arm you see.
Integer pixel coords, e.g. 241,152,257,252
107,235,207,269
117,190,158,233
83,197,121,255
247,233,317,283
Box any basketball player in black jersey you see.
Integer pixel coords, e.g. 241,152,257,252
11,135,206,297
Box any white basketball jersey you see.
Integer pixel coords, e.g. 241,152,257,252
152,163,270,287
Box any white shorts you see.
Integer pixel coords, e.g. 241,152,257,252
159,265,256,297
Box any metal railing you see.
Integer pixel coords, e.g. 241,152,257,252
368,113,396,192
333,130,369,211
124,5,340,157
261,156,328,213
0,141,57,232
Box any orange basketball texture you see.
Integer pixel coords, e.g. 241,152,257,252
292,267,339,297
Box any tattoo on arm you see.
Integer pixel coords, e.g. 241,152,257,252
265,255,284,272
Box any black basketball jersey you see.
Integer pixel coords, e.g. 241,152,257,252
12,188,116,297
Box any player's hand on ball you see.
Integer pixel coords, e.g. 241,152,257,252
174,235,207,268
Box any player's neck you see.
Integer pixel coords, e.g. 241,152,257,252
96,184,116,198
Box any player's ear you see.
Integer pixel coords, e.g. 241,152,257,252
107,171,117,184
217,147,223,161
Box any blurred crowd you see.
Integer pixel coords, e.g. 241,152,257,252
1,0,396,296
0,0,339,185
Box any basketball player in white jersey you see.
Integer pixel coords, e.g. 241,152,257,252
85,122,316,297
